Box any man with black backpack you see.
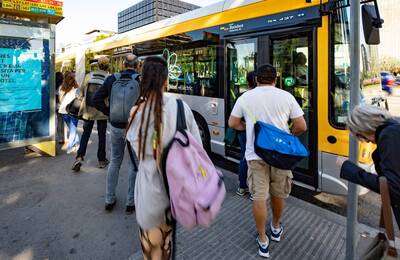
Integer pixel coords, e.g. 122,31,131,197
92,54,140,214
72,57,110,172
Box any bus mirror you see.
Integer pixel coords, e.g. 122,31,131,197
362,4,384,45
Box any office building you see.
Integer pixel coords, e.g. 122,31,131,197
118,0,199,33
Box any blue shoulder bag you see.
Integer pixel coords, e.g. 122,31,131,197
241,99,309,170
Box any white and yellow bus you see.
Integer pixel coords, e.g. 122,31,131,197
57,0,383,195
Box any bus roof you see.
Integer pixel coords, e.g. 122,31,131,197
57,0,325,61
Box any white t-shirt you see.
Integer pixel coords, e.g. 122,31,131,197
231,85,304,161
58,88,78,114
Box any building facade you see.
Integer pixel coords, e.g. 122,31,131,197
118,0,199,33
378,0,400,60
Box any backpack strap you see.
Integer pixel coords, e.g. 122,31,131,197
113,73,121,81
131,73,140,81
176,99,187,130
110,73,122,95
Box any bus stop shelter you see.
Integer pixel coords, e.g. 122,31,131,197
0,0,63,156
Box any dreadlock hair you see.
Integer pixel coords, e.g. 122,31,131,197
127,56,168,163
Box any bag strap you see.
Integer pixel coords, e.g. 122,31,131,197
131,73,139,81
126,140,138,172
176,99,187,130
379,176,398,257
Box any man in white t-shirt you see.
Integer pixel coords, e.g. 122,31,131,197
229,64,307,258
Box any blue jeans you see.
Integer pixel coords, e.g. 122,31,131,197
106,125,138,206
62,114,79,150
238,131,248,189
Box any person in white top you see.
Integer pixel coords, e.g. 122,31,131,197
294,52,308,86
229,64,307,258
58,72,80,154
126,56,201,260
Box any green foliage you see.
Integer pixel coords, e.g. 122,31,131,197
55,62,62,73
94,34,113,42
380,57,400,74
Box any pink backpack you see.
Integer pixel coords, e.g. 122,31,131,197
162,99,226,231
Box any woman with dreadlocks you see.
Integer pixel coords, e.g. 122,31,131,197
126,56,201,260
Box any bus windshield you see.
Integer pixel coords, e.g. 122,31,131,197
330,4,382,128
331,4,351,127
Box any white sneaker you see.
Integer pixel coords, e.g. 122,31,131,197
236,187,249,196
66,147,74,154
256,236,270,258
270,223,283,242
67,145,79,154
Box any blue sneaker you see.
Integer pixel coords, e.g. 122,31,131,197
270,223,283,242
256,236,270,258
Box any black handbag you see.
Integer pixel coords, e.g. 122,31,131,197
360,177,398,260
66,97,82,119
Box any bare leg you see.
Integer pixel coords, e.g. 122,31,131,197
271,195,285,228
253,200,268,242
139,223,172,260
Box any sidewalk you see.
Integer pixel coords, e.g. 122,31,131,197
130,169,377,260
0,127,389,260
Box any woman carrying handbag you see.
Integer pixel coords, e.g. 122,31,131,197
58,72,80,154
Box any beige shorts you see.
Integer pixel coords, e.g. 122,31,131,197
247,160,293,200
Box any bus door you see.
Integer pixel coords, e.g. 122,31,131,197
225,38,258,158
269,30,317,188
225,30,317,188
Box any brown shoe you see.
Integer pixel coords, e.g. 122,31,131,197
99,159,109,169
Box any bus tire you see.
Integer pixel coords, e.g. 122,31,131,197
193,113,211,154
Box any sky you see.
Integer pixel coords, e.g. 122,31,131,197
56,0,217,48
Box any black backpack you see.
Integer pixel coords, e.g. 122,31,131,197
86,72,107,107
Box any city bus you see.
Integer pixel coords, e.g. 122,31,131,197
56,0,383,195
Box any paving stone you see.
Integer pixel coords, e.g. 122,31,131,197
159,192,371,260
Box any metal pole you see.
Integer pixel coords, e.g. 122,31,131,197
346,0,361,259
